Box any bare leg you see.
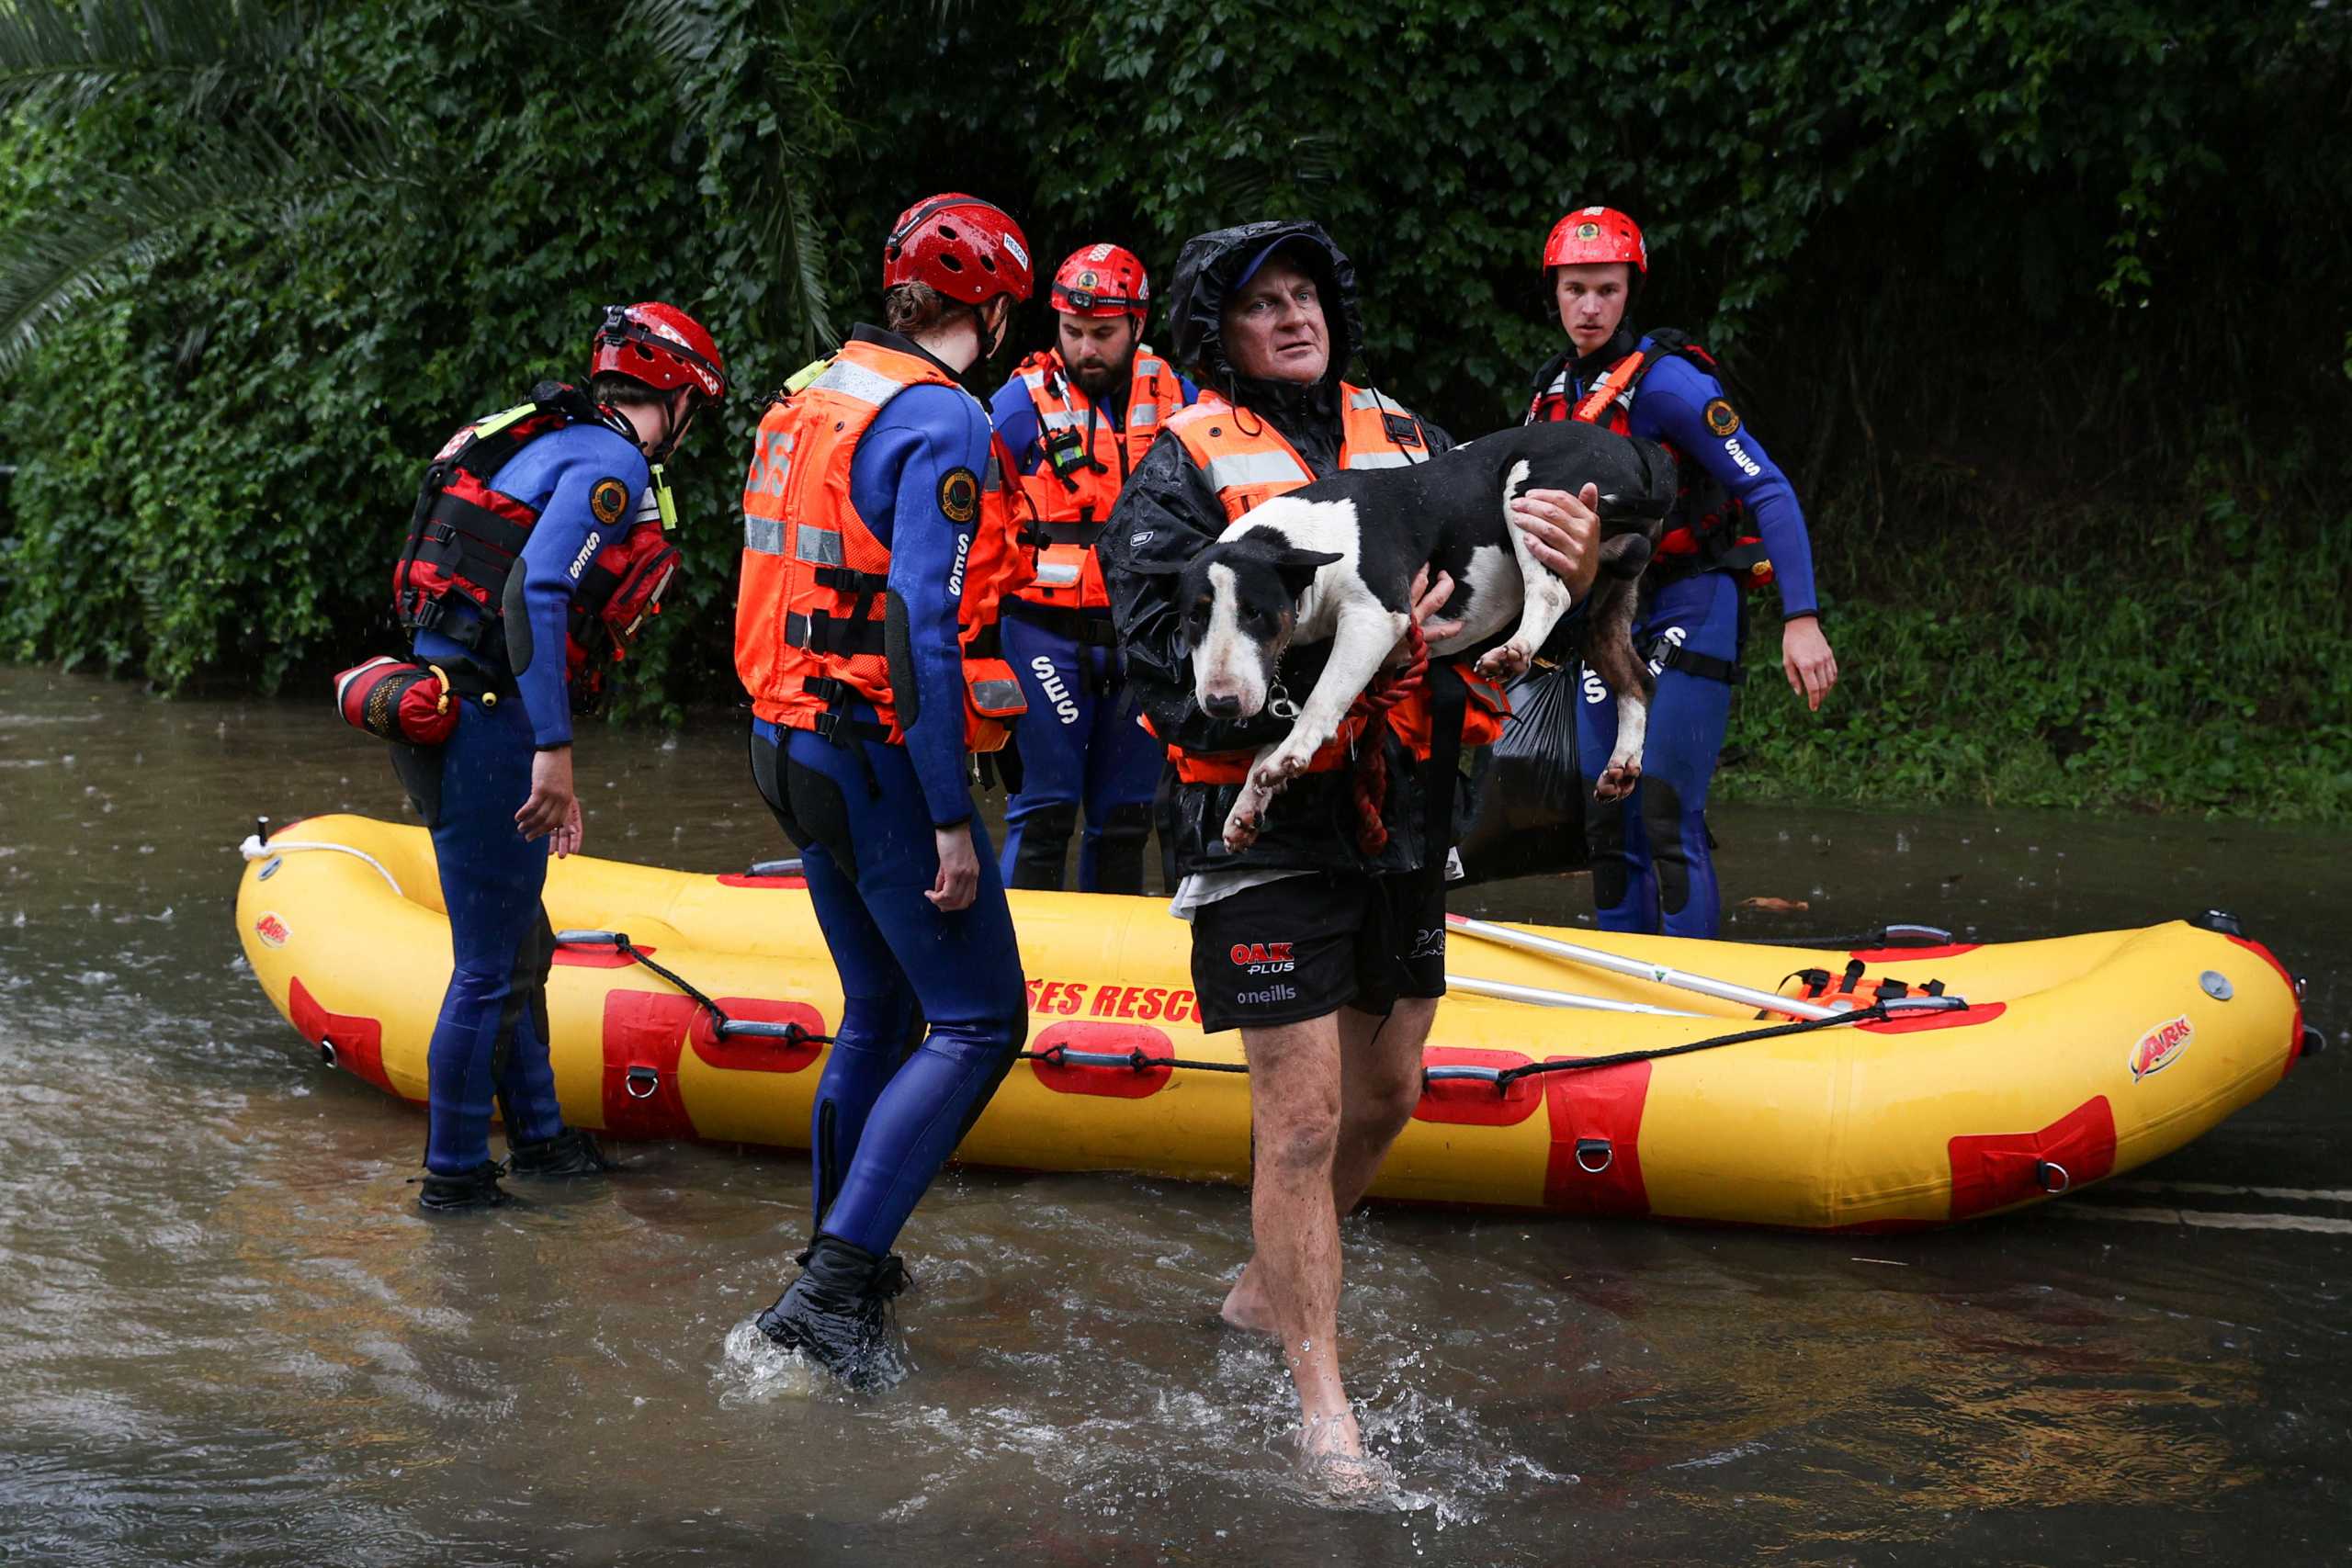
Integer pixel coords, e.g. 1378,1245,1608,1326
1224,998,1436,1338
1227,1010,1365,1456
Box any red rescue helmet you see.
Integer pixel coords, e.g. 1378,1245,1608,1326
882,193,1035,306
1542,207,1647,275
591,303,729,400
1050,243,1150,319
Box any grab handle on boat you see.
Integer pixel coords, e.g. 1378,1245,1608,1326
625,1066,661,1100
1576,1138,1614,1175
556,930,626,947
747,858,803,877
2036,1160,2071,1195
717,1020,808,1042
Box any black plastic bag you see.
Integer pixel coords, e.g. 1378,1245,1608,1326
1452,659,1587,887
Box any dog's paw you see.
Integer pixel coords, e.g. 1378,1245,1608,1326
1593,756,1644,803
1253,749,1309,791
1475,640,1532,682
1221,802,1265,852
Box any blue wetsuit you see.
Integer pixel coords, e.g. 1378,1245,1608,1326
985,365,1200,893
409,420,650,1175
749,336,1028,1257
1555,335,1821,938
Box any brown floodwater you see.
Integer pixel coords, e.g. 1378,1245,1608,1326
1,664,2346,1565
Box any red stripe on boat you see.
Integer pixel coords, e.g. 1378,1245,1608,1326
1860,1001,2007,1033
688,997,826,1073
288,976,397,1097
1947,1095,2115,1220
1414,1047,1544,1128
1543,1058,1653,1217
1027,1022,1174,1099
599,990,700,1139
2226,933,2306,1077
553,942,658,969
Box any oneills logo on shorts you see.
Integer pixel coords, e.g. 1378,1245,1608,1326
254,912,290,949
2129,1015,2194,1082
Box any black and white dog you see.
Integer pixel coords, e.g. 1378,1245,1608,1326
1136,421,1675,850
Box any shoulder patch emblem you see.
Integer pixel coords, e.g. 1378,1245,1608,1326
938,467,979,525
590,477,630,526
1703,399,1742,438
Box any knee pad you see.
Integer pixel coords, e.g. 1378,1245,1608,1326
1585,793,1633,910
1638,776,1695,916
784,756,860,881
1099,801,1153,842
1008,800,1079,890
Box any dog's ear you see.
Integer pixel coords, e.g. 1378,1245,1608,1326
1599,532,1654,581
1272,547,1341,600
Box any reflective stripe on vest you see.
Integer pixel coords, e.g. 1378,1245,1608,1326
1163,382,1422,525
1009,346,1182,612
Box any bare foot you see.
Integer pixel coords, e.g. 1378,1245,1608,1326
1218,1263,1279,1335
1299,1405,1365,1463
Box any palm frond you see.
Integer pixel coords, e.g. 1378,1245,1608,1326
0,0,307,118
0,124,401,379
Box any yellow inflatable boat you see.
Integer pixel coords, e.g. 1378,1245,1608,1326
234,814,2311,1230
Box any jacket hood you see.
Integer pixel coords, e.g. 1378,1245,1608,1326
1163,220,1364,393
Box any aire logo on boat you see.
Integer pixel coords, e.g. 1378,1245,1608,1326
254,912,290,950
2129,1014,2194,1082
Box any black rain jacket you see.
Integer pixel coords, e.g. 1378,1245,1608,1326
1100,220,1459,881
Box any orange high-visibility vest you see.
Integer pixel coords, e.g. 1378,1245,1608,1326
1527,335,1773,592
1159,383,1508,783
1011,347,1186,610
735,339,1030,751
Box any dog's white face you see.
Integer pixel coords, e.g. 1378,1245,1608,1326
1146,530,1340,723
1192,561,1279,718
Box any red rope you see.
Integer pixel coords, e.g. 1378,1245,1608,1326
1349,621,1429,853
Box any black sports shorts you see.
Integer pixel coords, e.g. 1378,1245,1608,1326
1189,869,1446,1034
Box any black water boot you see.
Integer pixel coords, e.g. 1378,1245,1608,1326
507,1126,618,1179
753,1235,911,1392
416,1160,509,1213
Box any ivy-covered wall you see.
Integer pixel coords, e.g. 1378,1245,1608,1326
1,0,2345,816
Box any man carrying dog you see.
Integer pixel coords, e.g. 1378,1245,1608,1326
987,244,1203,893
1099,220,1601,1474
1526,206,1838,939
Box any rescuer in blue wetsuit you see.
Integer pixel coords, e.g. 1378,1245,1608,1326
1525,208,1839,938
735,194,1036,1390
985,244,1202,894
392,303,729,1212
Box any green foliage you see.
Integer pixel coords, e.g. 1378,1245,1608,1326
0,0,2346,819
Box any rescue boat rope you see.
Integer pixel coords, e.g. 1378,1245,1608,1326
551,930,834,1047
1016,1043,1250,1074
236,833,402,897
1477,994,1970,1089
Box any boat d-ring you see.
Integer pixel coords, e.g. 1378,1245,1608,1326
1576,1137,1614,1175
625,1066,662,1100
2036,1159,2071,1195
317,1036,338,1069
